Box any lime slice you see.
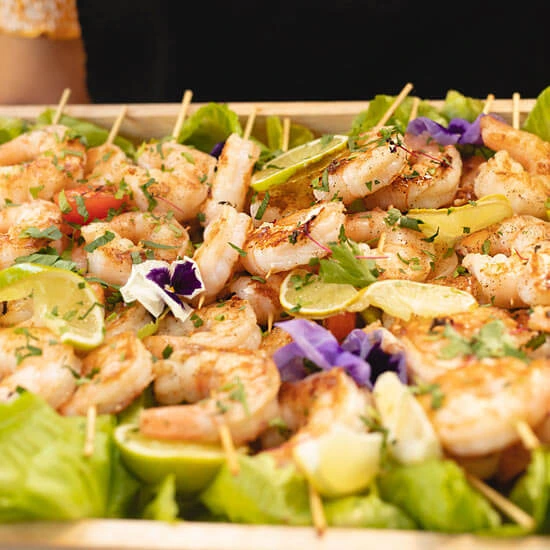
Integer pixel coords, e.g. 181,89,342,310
279,269,359,319
373,372,442,465
114,424,233,495
251,134,348,191
356,279,478,322
0,263,104,350
408,194,513,244
292,424,383,498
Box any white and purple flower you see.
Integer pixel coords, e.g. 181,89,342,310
120,258,204,322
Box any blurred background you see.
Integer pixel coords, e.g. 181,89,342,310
0,0,548,104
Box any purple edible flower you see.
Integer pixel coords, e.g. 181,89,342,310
210,141,225,159
273,319,407,388
120,258,204,321
407,114,485,146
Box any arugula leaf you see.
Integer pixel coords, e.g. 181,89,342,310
319,238,380,288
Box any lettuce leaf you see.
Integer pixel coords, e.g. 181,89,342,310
377,459,501,532
441,90,485,123
265,115,314,152
36,109,136,158
141,474,179,522
523,86,550,141
324,491,416,529
0,116,28,145
200,454,311,525
0,391,115,521
509,446,550,533
349,96,446,137
177,103,242,153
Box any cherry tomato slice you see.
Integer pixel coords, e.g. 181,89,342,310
323,312,357,342
55,184,127,225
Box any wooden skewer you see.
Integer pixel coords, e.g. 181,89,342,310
373,82,414,132
197,294,205,310
482,93,495,115
211,389,240,476
512,92,521,130
106,105,128,145
408,96,420,122
308,483,327,537
466,472,536,530
266,312,274,334
84,405,97,457
281,117,291,152
515,419,540,451
217,421,240,476
52,88,71,125
243,107,257,141
171,89,193,140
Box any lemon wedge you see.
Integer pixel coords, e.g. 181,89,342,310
0,263,104,350
408,194,513,244
251,135,348,191
114,424,236,495
373,372,442,464
352,279,478,322
279,268,359,319
292,424,383,498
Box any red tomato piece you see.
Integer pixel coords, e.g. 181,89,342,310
323,312,357,342
55,184,127,225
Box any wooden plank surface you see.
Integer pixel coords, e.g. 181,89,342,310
0,98,544,548
1,520,549,550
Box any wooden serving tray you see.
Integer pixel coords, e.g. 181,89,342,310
0,98,536,142
0,97,544,549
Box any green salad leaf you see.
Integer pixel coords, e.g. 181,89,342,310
36,109,136,158
141,474,179,522
177,103,242,153
441,90,485,123
349,95,446,137
324,491,416,529
319,238,380,288
377,459,501,533
510,446,550,533
265,115,314,152
523,85,550,141
0,116,28,145
0,391,115,521
200,453,311,525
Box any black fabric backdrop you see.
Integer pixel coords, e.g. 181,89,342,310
77,1,549,103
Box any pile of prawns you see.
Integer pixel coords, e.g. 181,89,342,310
1,90,550,498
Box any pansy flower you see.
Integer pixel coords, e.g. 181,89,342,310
120,258,204,322
407,114,486,146
273,318,407,388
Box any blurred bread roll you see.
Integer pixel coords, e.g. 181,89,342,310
0,0,80,39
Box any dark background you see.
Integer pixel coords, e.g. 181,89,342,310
77,1,549,103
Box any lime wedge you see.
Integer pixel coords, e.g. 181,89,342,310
251,135,348,191
292,424,383,498
114,424,232,494
355,280,478,322
408,194,513,244
0,263,104,350
279,268,359,319
373,372,442,464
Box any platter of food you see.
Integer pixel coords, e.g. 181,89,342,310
1,84,550,550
